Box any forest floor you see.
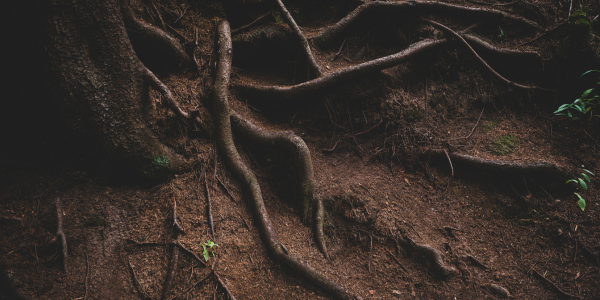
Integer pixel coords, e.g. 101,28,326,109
2,0,600,299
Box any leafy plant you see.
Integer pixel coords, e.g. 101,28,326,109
201,240,218,261
497,26,505,43
555,70,600,122
566,166,594,211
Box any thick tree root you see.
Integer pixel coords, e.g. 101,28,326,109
121,0,194,69
235,38,446,100
312,0,539,47
425,19,547,91
430,150,566,178
50,197,68,274
274,0,322,78
404,237,458,277
213,20,358,300
230,111,330,262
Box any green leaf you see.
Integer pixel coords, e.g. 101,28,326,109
581,70,600,77
566,179,576,184
202,245,209,261
582,173,591,182
578,178,588,190
575,193,586,211
582,88,595,99
583,169,594,175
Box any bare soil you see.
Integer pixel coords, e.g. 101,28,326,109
2,0,600,299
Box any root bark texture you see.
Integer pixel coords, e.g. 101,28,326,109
235,38,446,100
312,0,539,47
461,34,542,64
274,0,322,78
432,150,565,178
405,237,458,277
213,20,356,300
230,111,329,262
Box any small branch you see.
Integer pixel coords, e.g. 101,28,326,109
144,67,190,119
443,149,454,176
274,0,322,78
231,11,271,34
385,248,408,273
127,257,153,300
424,19,549,91
214,271,237,300
446,107,485,141
330,38,348,62
84,250,90,300
204,176,216,240
54,197,68,274
532,269,581,299
172,200,185,234
216,176,237,202
150,1,167,31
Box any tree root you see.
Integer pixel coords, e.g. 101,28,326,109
424,19,548,91
274,0,322,78
484,283,511,298
213,20,358,300
231,10,272,34
461,34,542,65
145,67,190,119
312,0,539,47
214,270,237,300
204,177,216,240
230,111,329,262
430,150,566,178
532,269,581,299
121,0,194,69
50,197,68,274
404,237,458,277
235,38,446,100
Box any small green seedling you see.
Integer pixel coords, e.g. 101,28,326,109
555,70,600,122
566,166,594,211
201,240,218,261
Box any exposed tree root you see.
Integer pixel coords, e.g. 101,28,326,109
230,111,329,262
424,19,547,91
404,237,458,277
145,67,190,119
484,283,511,298
532,269,581,299
161,201,185,300
213,20,357,300
274,0,322,78
312,0,539,47
50,197,68,274
461,34,542,65
235,38,446,100
122,0,194,69
430,150,566,178
231,10,272,34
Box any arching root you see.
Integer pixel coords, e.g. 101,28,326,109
121,0,194,69
313,0,539,47
235,38,446,100
230,111,330,262
430,149,566,178
424,19,548,91
404,237,458,277
213,20,357,300
274,0,322,78
461,34,542,64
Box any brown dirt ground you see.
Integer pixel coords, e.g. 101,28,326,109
2,0,600,299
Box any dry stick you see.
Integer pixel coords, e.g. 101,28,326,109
214,272,237,300
424,19,548,91
443,150,454,176
53,197,68,274
236,38,446,100
204,177,216,240
145,67,190,119
84,250,90,300
532,269,581,299
231,11,271,34
330,38,348,62
172,200,185,234
0,215,23,222
230,111,330,262
274,0,322,78
385,248,408,273
212,21,354,300
192,27,201,74
216,176,236,202
150,1,167,31
583,129,600,148
312,0,539,47
447,107,485,141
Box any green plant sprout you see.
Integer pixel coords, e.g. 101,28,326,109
201,240,218,261
566,166,594,211
555,70,600,122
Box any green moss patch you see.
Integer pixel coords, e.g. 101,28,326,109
489,134,519,156
483,120,499,133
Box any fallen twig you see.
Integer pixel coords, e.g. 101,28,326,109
214,271,237,300
532,269,581,299
447,107,485,141
385,248,408,273
172,200,185,234
444,149,454,176
231,11,271,34
0,215,23,222
274,0,322,78
424,19,549,91
204,176,216,240
145,67,190,119
330,38,348,62
216,175,237,202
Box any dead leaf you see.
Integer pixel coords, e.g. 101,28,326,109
404,178,410,185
